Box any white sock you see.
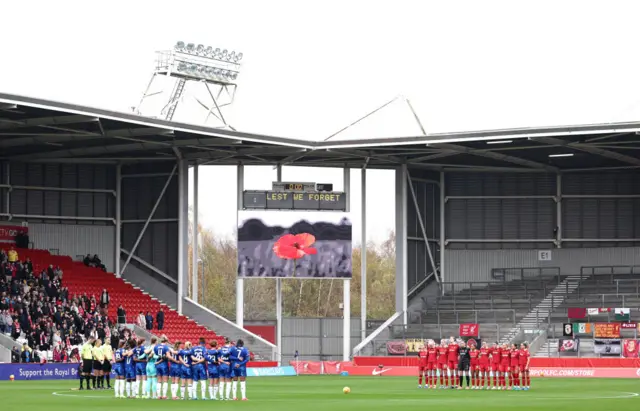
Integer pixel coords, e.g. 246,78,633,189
162,382,168,397
225,381,232,399
191,382,197,399
139,380,144,395
209,384,214,399
219,382,225,398
240,381,246,399
181,385,186,399
200,380,206,398
232,381,237,399
125,382,131,397
171,383,178,398
114,380,119,396
213,384,219,399
156,382,161,396
120,380,126,397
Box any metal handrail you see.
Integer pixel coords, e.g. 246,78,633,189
419,309,517,325
580,265,640,276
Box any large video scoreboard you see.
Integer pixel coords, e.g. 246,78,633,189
242,181,347,211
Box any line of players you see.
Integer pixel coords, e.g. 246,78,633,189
111,335,250,400
417,337,531,390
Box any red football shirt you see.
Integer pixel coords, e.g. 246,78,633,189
418,350,428,366
518,349,529,367
469,349,479,365
427,347,437,363
447,344,459,362
479,347,490,365
509,349,520,366
491,348,502,364
500,349,511,365
437,346,448,363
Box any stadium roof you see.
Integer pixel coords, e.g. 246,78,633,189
1,92,640,172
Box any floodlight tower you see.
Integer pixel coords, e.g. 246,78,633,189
136,41,243,128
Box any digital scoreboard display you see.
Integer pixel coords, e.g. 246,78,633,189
243,190,347,211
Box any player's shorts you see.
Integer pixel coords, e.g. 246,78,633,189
499,364,510,373
510,364,520,373
208,366,219,379
169,364,181,378
218,365,231,379
437,362,445,369
427,362,437,371
418,365,427,373
135,363,146,376
113,365,124,377
146,364,157,378
156,363,169,377
102,361,112,373
491,363,500,372
82,359,92,374
478,364,489,372
519,364,529,371
93,360,102,371
181,366,193,380
125,367,136,380
233,366,247,378
470,362,478,370
457,361,470,372
192,365,207,382
447,361,456,370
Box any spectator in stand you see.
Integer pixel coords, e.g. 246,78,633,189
11,346,20,363
145,311,153,331
117,305,126,324
21,343,32,363
100,289,109,309
137,311,146,329
0,309,6,334
91,255,106,271
83,254,92,267
110,327,119,350
0,249,6,264
8,247,18,263
156,308,164,331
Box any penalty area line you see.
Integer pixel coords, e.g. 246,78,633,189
506,392,639,400
53,391,107,399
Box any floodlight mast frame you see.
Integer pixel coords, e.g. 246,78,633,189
136,44,241,128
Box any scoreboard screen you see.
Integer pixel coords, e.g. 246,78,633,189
243,190,347,211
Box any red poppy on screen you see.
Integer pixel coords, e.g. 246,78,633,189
272,233,318,259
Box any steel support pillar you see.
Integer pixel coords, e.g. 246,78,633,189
395,165,408,324
192,165,199,302
343,166,351,360
236,164,245,327
177,160,189,314
5,162,10,219
276,164,283,365
556,173,562,248
439,171,446,290
406,171,439,283
120,164,177,276
115,164,122,277
360,168,367,341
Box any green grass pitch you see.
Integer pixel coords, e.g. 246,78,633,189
1,377,638,411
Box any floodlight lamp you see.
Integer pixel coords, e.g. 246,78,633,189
214,48,221,56
230,72,238,80
236,52,243,61
186,43,195,53
229,51,236,61
177,62,187,72
188,64,198,72
196,44,205,53
205,46,213,55
213,68,221,75
220,70,228,77
175,41,185,50
221,49,228,57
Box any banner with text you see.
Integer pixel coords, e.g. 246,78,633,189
246,366,296,377
594,323,621,338
459,323,479,337
621,322,638,330
290,360,322,375
623,339,639,358
593,339,622,355
0,363,79,380
0,225,28,242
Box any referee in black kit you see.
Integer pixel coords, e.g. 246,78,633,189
457,340,471,389
80,337,96,390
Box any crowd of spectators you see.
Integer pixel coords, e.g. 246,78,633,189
0,247,137,363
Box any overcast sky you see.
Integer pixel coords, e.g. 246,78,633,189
2,0,640,243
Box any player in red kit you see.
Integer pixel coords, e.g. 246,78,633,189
427,341,438,388
478,342,490,390
500,343,511,390
417,343,428,388
446,338,459,388
437,340,448,388
468,344,479,389
519,342,530,390
490,342,501,390
508,343,520,390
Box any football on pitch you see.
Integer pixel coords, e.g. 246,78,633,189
9,375,14,381
343,386,350,394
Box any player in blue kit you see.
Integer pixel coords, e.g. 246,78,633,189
124,340,137,398
207,341,220,400
218,340,232,400
191,338,208,400
179,342,194,400
113,341,126,398
153,336,170,399
233,339,250,401
168,341,183,400
133,338,147,398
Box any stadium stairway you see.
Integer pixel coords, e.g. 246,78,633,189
499,275,587,344
17,249,225,347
